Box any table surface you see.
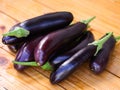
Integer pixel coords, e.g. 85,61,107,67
0,0,120,90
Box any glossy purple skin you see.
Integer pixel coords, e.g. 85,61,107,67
50,45,97,84
14,36,43,71
5,23,23,53
34,22,87,66
89,36,116,74
49,31,94,69
2,23,25,45
8,44,23,53
2,12,73,45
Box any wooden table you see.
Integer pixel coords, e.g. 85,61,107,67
0,0,120,90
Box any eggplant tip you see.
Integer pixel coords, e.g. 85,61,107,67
50,78,60,84
90,62,102,74
50,73,59,84
14,64,26,71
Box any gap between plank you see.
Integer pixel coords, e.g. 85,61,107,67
0,10,19,23
106,69,120,79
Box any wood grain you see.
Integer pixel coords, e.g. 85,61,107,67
0,0,120,90
0,48,64,90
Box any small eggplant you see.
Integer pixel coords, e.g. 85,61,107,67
34,17,95,66
49,31,94,68
50,32,113,84
89,35,116,74
8,44,23,53
2,11,73,45
50,45,97,84
14,36,43,71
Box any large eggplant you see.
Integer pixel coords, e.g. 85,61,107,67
34,16,96,66
34,22,87,66
49,31,94,68
50,32,113,84
14,36,43,71
2,11,73,45
89,35,116,74
50,45,97,84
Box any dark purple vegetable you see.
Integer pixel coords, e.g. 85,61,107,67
2,11,73,45
6,23,24,53
89,35,116,74
34,16,96,66
50,32,113,84
50,45,97,84
8,44,23,53
14,36,43,71
49,31,94,69
34,22,87,66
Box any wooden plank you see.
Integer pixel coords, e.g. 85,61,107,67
73,64,120,90
0,48,64,90
0,0,53,21
34,62,120,90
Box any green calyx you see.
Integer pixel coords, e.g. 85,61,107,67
41,62,53,71
3,27,30,38
115,36,120,42
81,16,96,25
13,61,53,71
89,32,113,56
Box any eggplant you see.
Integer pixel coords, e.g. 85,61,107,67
2,11,73,45
14,36,43,71
6,23,24,53
34,22,87,66
34,16,96,66
8,44,23,53
49,31,94,68
89,35,116,74
50,32,113,84
50,45,97,84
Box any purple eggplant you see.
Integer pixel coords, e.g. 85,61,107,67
34,16,96,66
50,45,97,84
6,23,24,53
89,35,116,74
14,36,43,71
50,32,113,84
8,44,23,53
2,11,73,45
34,22,87,66
49,31,94,68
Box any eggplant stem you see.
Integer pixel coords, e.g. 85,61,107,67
13,61,39,66
115,36,120,42
3,27,30,38
41,62,53,71
81,16,96,25
12,61,53,70
89,32,113,56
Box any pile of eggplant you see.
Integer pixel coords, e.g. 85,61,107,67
2,11,120,84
